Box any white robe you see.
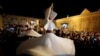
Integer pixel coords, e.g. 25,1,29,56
25,29,42,37
18,29,42,38
16,33,75,56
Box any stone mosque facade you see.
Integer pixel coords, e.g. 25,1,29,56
55,8,100,32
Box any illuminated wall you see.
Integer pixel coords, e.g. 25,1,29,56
55,8,100,32
1,14,46,29
55,17,70,29
0,15,3,29
2,14,43,25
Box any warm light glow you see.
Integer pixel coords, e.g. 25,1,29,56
36,19,39,25
55,9,100,32
0,15,3,29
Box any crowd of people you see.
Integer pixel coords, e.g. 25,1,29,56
59,30,100,56
0,24,100,56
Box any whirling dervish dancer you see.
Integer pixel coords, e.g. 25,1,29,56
16,3,75,56
24,20,42,38
16,21,42,51
18,21,42,38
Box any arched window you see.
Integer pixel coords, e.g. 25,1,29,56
61,23,68,29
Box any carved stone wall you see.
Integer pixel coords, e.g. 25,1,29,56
55,9,100,32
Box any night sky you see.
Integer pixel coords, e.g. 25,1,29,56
0,0,100,19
